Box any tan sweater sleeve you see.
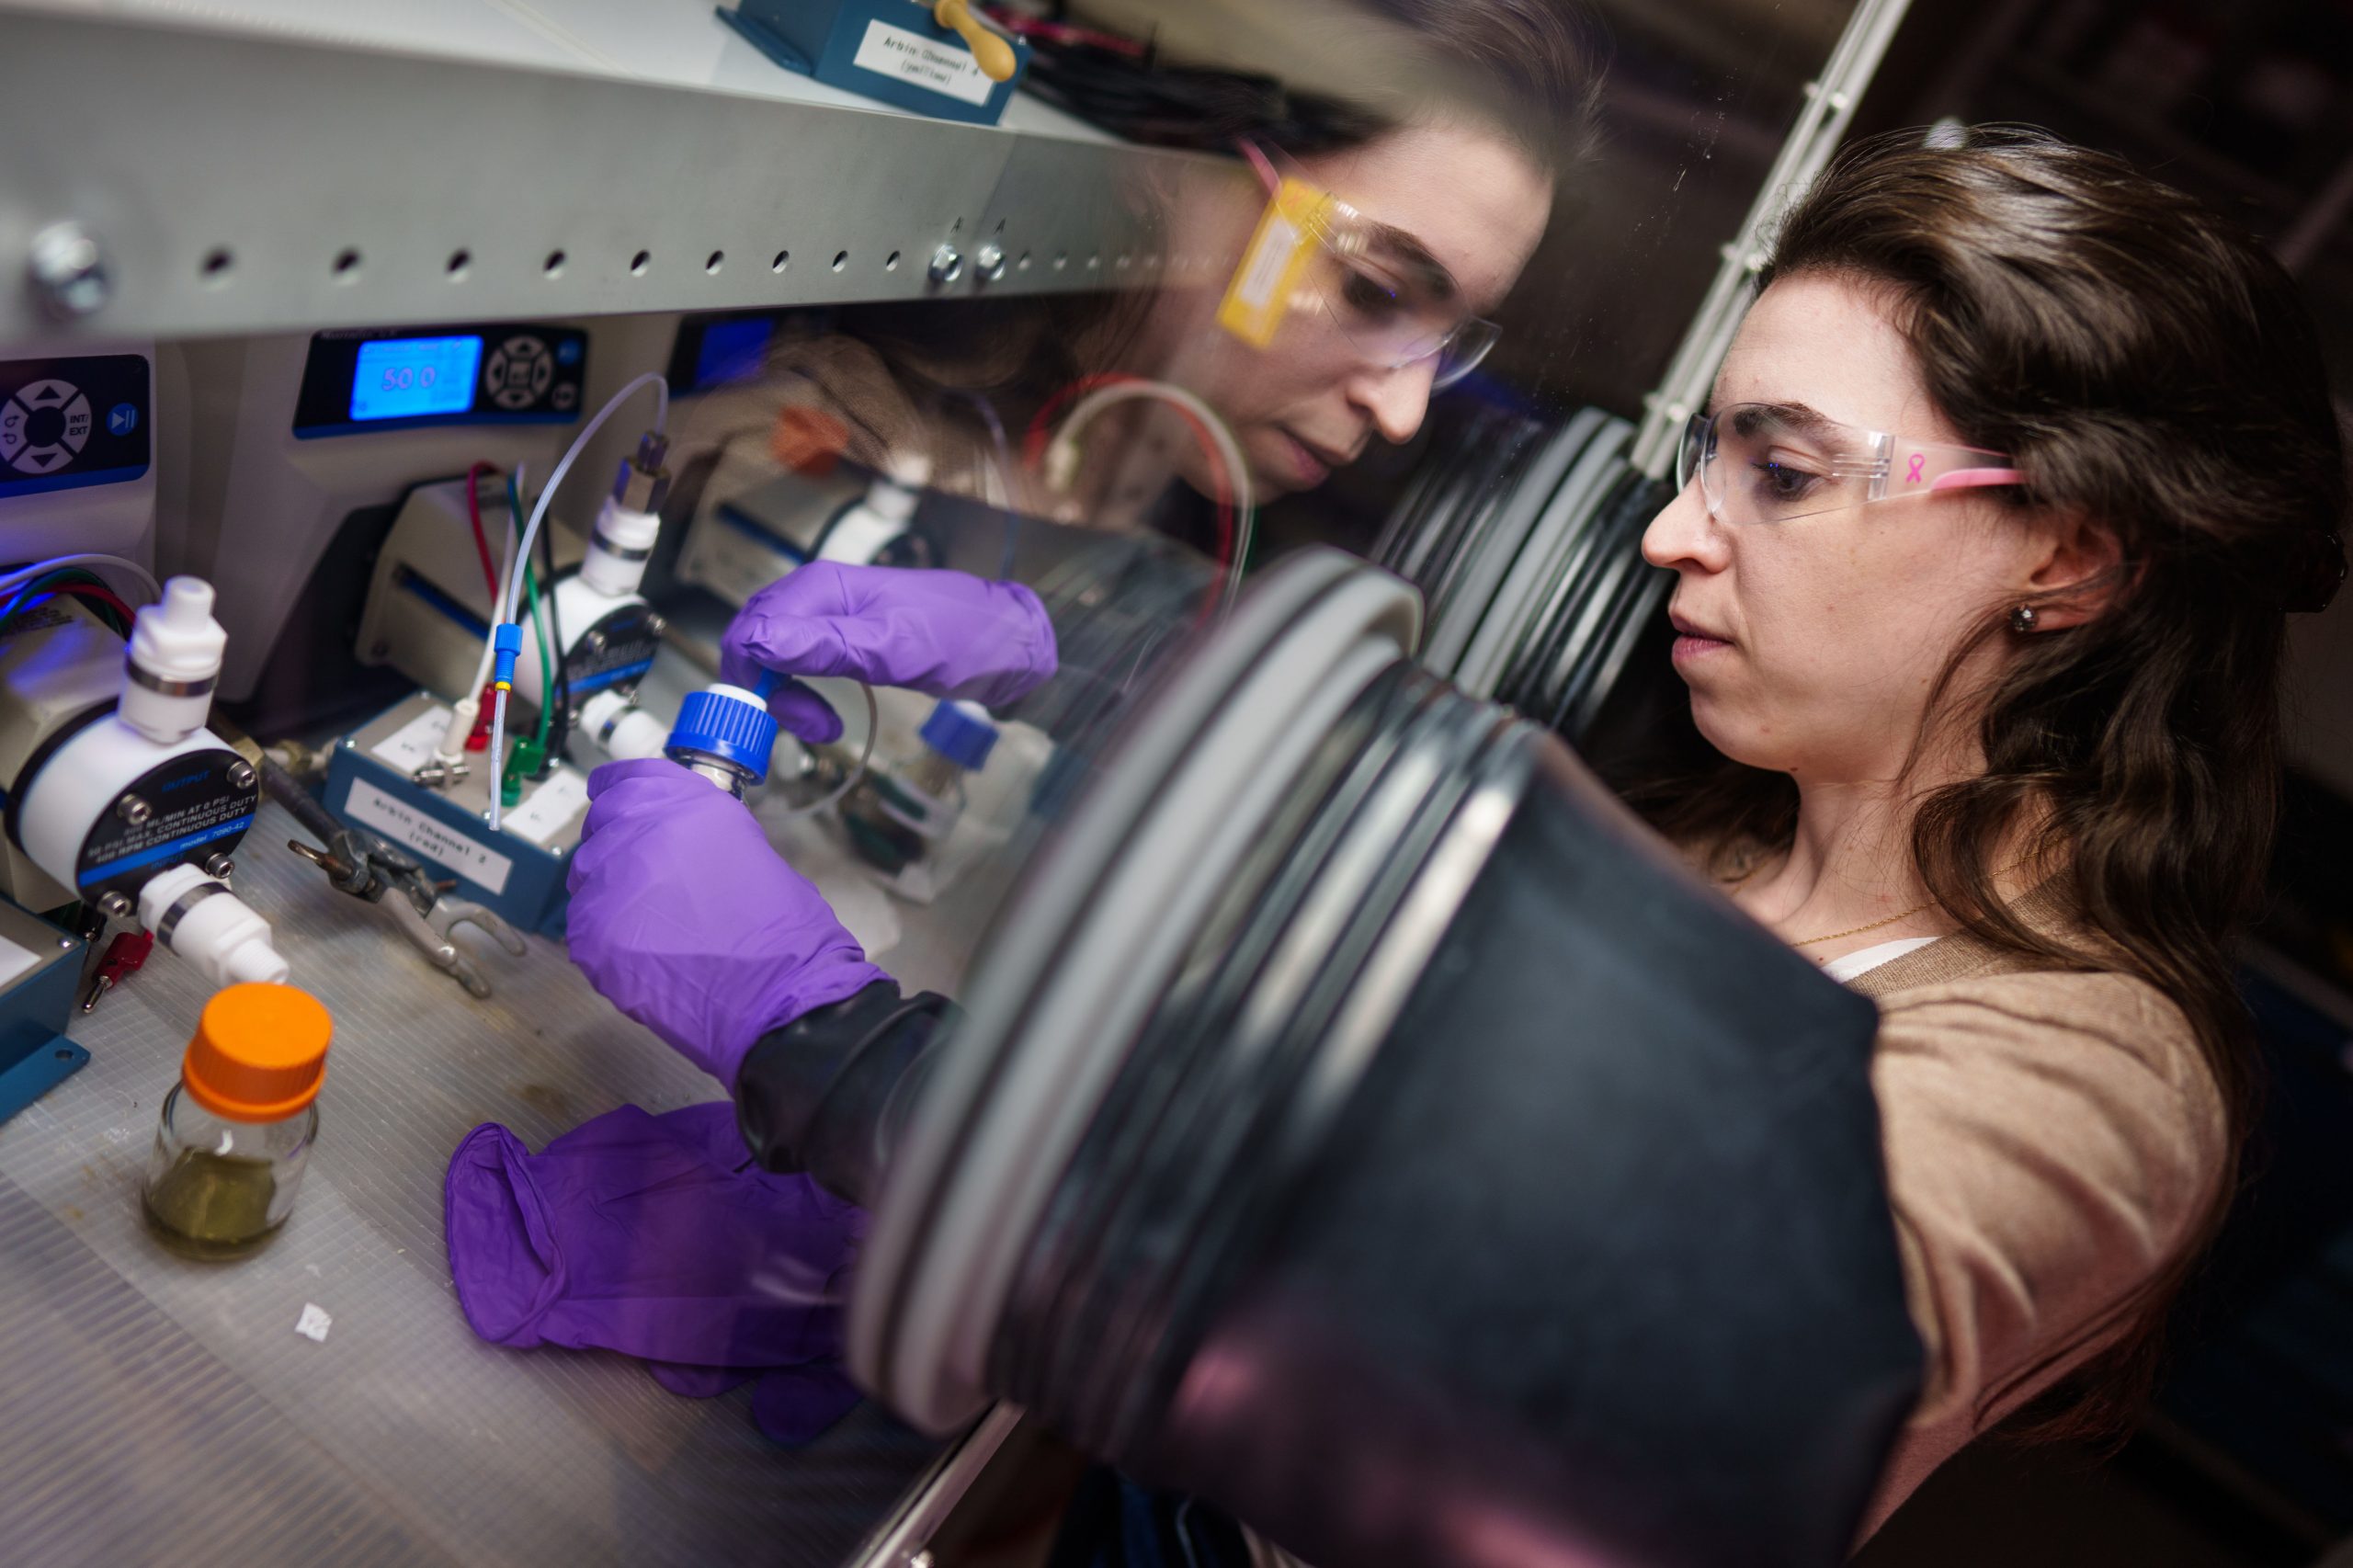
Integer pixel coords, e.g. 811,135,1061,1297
1857,970,2227,1532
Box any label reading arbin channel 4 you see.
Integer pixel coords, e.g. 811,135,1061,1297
851,19,995,106
341,778,514,894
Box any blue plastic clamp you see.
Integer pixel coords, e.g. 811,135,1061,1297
491,622,524,690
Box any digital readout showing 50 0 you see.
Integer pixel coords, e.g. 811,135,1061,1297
349,335,484,421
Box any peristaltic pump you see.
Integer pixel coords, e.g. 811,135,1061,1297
504,432,673,737
0,574,287,989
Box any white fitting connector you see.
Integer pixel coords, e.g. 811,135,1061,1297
138,863,290,988
120,576,227,744
580,496,661,599
575,687,669,762
818,454,931,566
438,694,481,766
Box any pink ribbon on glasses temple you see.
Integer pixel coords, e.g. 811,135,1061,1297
1239,140,1282,196
1927,466,2024,493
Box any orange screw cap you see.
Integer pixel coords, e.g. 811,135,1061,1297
180,983,331,1122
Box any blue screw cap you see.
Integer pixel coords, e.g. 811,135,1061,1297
919,699,998,772
666,684,779,781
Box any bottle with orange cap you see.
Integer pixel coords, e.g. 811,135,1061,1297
141,983,332,1261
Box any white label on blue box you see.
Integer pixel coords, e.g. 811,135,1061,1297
852,18,995,106
505,765,590,847
342,778,514,895
370,702,455,775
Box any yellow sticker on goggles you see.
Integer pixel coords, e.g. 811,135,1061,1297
1217,176,1337,350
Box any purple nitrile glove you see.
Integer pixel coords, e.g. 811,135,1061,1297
720,561,1059,744
445,1102,870,1444
646,1358,867,1446
565,758,885,1086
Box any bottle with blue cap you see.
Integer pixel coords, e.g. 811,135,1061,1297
663,683,779,800
839,699,997,881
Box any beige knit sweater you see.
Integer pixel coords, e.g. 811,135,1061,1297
1243,903,2226,1568
1843,916,2227,1536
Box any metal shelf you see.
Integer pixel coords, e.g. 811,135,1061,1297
0,4,1217,346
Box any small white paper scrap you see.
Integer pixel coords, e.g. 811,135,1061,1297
295,1302,333,1343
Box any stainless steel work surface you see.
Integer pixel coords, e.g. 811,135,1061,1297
0,801,942,1567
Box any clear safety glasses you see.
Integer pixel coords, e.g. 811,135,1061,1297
1240,144,1501,390
1675,403,2022,525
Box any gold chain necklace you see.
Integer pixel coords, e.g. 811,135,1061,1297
1722,852,2031,949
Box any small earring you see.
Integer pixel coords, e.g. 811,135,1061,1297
2009,604,2039,633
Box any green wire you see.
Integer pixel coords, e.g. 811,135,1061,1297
0,567,129,631
520,556,555,747
503,472,556,751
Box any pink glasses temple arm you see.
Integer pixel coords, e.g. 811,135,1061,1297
1927,466,2024,493
1238,140,1281,196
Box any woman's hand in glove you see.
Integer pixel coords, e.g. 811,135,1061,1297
720,561,1057,744
564,759,885,1085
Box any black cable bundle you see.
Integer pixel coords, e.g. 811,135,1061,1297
997,6,1381,153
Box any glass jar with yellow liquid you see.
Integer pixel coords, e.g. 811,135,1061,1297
141,983,331,1261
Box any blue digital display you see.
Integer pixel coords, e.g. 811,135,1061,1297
693,316,777,390
350,335,483,422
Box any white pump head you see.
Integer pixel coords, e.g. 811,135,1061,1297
138,863,290,988
576,687,669,762
818,453,932,565
580,496,660,598
121,576,227,744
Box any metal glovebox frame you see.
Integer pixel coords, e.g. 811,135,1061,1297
0,7,1221,346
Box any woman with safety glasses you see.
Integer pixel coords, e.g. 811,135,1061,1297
666,1,1595,555
570,115,2347,1554
1639,126,2345,1532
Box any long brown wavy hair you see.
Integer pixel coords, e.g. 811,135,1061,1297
1642,125,2347,1439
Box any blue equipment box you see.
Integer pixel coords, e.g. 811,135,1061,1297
326,693,590,937
719,0,1029,125
0,898,86,1126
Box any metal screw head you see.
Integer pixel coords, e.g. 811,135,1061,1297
644,611,669,640
583,628,608,654
974,241,1007,282
927,244,965,285
28,222,110,322
228,759,257,791
116,794,153,825
97,891,132,919
905,1553,934,1568
204,853,234,880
